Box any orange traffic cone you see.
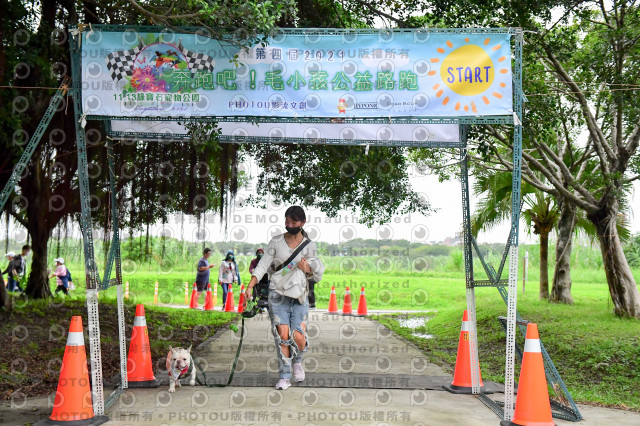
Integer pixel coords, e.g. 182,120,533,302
126,305,159,388
204,283,214,311
443,310,487,394
224,285,235,312
356,287,368,316
327,286,338,314
342,286,353,315
237,284,246,313
39,316,108,425
189,282,199,309
500,323,555,426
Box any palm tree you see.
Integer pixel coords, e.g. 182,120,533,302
472,169,631,303
472,171,560,300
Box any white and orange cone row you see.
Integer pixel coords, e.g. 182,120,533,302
443,310,487,394
126,304,159,388
356,287,367,316
501,323,555,426
342,286,353,315
327,286,338,313
38,316,108,425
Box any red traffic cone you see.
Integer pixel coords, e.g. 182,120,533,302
443,310,487,394
204,283,214,311
328,286,338,313
355,287,368,316
237,284,246,313
38,316,108,425
224,285,235,312
342,286,353,315
189,282,199,309
501,323,555,426
126,305,159,388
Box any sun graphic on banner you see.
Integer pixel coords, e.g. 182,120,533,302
427,37,510,113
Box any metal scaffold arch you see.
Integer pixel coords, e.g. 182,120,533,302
0,24,581,423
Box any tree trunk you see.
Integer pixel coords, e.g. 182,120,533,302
589,202,640,318
539,231,550,300
0,274,8,308
551,200,576,304
24,227,53,299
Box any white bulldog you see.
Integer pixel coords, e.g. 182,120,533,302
166,345,196,392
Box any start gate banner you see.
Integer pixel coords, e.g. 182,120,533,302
80,27,513,119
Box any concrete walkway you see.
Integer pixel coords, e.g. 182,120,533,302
101,310,639,425
2,311,640,425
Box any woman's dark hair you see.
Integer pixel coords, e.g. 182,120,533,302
284,205,306,222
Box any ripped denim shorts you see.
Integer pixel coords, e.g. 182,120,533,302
268,291,309,379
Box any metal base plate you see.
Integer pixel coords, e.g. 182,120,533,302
34,415,109,426
125,379,159,388
442,383,493,394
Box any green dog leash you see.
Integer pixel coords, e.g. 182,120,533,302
192,297,260,387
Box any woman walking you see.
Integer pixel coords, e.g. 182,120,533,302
219,250,238,307
245,206,324,390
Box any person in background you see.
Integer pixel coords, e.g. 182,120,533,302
218,250,238,306
49,258,69,295
13,245,31,290
2,252,20,292
249,248,269,309
196,248,216,304
227,249,241,287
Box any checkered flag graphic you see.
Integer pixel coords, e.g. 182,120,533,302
178,40,216,75
105,40,145,82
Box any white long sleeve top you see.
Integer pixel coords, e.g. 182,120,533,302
251,233,325,303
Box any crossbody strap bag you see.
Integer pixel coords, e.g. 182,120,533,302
273,237,311,272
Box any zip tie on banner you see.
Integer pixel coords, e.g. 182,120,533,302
365,143,370,155
87,23,94,39
79,112,87,129
513,111,521,126
388,114,392,124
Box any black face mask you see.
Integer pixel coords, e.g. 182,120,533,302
286,226,301,235
226,256,233,261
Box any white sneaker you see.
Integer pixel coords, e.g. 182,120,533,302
293,362,305,382
275,378,291,390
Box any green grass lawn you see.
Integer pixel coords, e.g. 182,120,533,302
43,262,640,410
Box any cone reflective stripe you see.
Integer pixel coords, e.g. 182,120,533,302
184,282,189,305
237,284,246,313
356,287,368,316
189,282,199,309
37,316,109,426
133,315,146,327
224,285,235,312
213,283,218,307
342,286,353,315
66,331,85,346
204,283,214,311
443,310,488,394
126,305,159,388
327,286,338,313
153,281,159,304
501,323,555,426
